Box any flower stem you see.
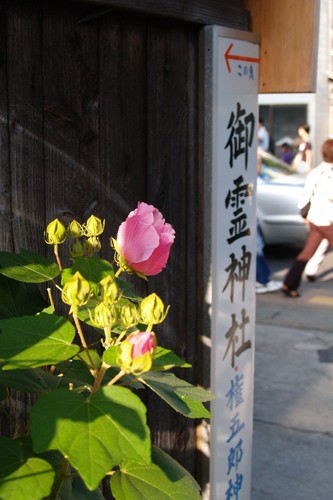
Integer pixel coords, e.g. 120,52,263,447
54,244,62,271
115,268,122,277
50,456,69,500
106,369,126,386
91,362,109,395
47,288,55,308
73,312,97,373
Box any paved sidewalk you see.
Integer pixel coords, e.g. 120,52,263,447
252,247,333,499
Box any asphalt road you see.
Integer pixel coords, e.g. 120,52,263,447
252,244,333,500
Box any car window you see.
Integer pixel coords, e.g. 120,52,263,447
260,152,295,181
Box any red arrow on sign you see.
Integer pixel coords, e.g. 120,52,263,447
224,43,259,73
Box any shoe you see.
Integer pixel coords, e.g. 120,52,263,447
281,287,300,298
256,280,282,294
306,275,316,282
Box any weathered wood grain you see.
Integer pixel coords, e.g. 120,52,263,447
98,13,148,264
0,1,12,253
73,0,250,30
7,0,44,254
146,19,190,467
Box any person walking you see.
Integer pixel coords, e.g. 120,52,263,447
283,138,333,297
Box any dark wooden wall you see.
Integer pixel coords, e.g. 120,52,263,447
0,0,249,495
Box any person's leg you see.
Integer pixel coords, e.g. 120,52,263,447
284,224,323,292
256,254,271,285
304,238,329,279
256,226,270,285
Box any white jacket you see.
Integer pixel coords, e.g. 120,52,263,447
298,162,333,226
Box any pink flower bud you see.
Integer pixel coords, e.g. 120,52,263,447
127,331,156,359
115,202,175,276
119,331,157,375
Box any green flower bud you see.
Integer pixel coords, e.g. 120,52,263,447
140,293,169,325
62,271,90,306
99,276,121,305
83,237,101,255
69,241,85,257
89,303,114,328
119,302,140,329
84,216,105,237
66,220,83,238
44,219,67,245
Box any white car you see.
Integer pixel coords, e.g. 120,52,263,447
258,151,309,245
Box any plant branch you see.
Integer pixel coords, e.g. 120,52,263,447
106,369,126,386
54,244,62,271
73,313,97,373
91,362,109,395
6,388,23,436
50,456,69,500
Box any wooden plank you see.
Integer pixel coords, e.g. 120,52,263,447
242,0,320,93
42,0,100,269
0,1,12,253
184,25,200,477
7,0,44,254
146,19,190,467
98,12,148,270
73,0,250,30
2,0,44,436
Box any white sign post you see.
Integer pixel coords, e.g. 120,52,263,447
201,26,260,500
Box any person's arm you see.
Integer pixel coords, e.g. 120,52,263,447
305,148,312,173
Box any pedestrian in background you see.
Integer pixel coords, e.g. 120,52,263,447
281,142,292,165
293,123,312,174
258,117,270,151
283,138,333,297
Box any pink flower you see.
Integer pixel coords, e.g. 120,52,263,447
116,202,175,276
127,331,156,359
119,331,157,374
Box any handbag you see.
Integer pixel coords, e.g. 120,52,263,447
300,201,311,219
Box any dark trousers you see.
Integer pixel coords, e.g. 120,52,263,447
284,223,333,291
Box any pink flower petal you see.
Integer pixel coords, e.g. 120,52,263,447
117,215,159,264
132,226,175,276
128,331,156,359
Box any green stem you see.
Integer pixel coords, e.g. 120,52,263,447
106,369,126,386
6,388,23,436
116,329,128,344
104,324,112,347
54,244,62,271
50,456,69,500
73,312,97,373
118,377,139,386
91,362,109,395
51,279,63,292
0,405,17,430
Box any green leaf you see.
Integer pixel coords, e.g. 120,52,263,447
115,278,141,301
103,346,119,366
57,354,144,390
0,436,55,500
0,313,79,370
62,257,115,294
0,364,90,394
71,475,105,500
0,274,48,320
111,445,201,500
151,347,191,371
31,386,151,490
0,249,60,283
140,372,216,418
